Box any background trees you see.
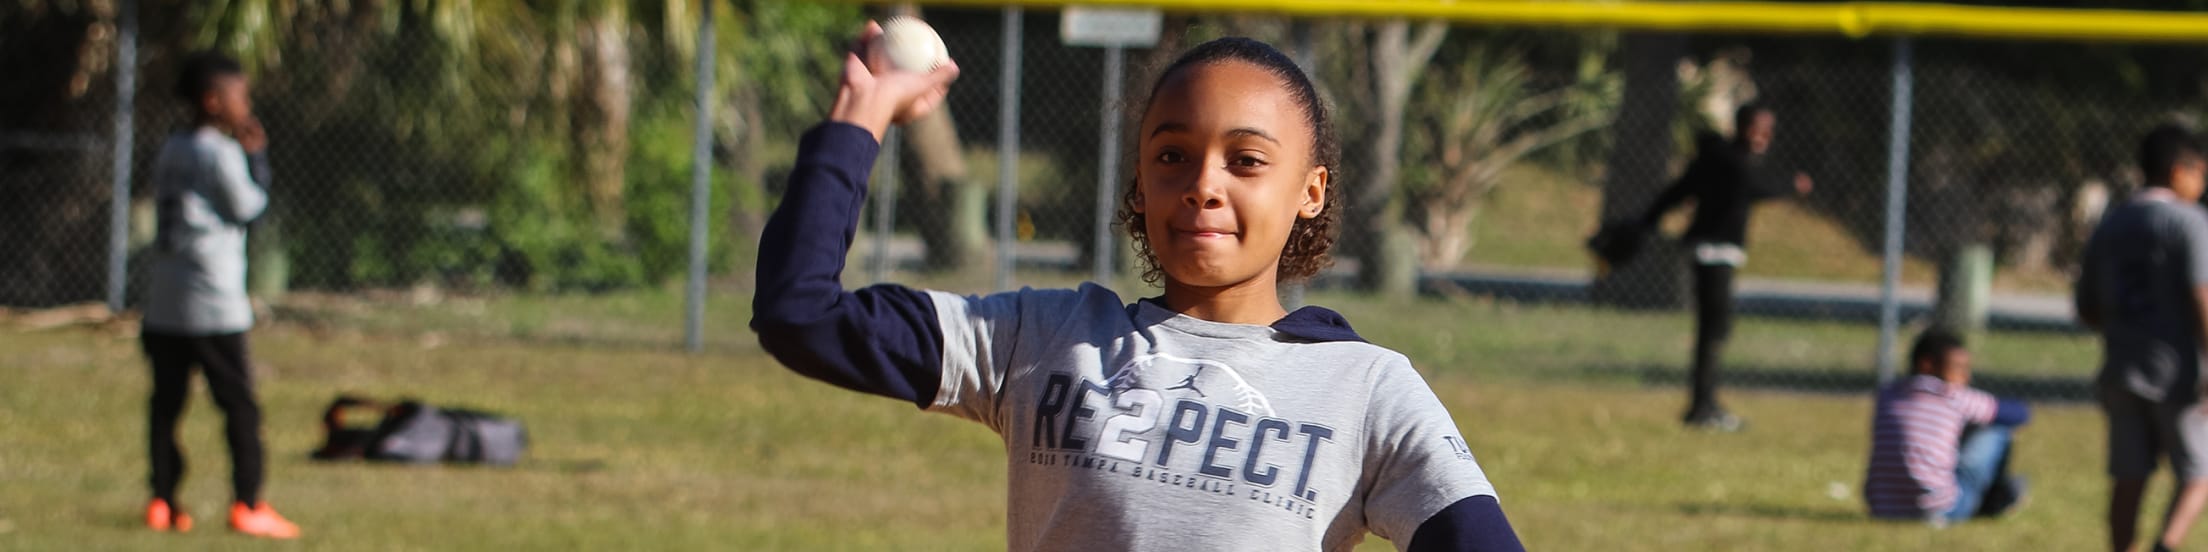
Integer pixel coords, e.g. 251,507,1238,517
7,1,2208,306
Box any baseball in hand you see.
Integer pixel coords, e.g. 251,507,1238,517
874,16,950,72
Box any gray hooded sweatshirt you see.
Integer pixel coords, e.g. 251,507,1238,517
144,126,267,335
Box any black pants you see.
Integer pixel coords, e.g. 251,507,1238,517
143,331,264,505
1689,263,1736,416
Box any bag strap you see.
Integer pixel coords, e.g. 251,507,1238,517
439,410,488,462
366,400,425,458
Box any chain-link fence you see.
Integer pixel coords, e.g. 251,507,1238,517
11,1,2207,400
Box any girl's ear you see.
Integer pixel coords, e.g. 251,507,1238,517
1130,174,1146,214
1299,166,1328,219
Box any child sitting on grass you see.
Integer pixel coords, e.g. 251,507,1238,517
1863,329,2030,526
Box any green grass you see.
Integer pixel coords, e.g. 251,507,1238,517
0,290,2127,550
269,284,762,352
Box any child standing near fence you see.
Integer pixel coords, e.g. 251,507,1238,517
140,51,299,539
1636,103,1813,432
749,22,1522,550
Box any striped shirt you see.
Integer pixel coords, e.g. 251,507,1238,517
1864,375,1998,518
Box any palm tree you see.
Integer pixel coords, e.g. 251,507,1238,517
1406,46,1617,268
1322,18,1448,297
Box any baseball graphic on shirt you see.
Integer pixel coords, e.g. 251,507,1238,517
1107,353,1275,417
873,16,949,72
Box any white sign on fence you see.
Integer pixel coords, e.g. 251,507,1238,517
1061,6,1163,48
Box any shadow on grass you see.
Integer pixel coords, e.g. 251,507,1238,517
1545,363,2093,403
1675,501,1867,523
300,457,609,474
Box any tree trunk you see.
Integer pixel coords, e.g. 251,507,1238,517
905,107,987,272
0,4,119,307
875,3,984,273
1589,32,1688,309
574,8,632,241
1419,199,1482,268
727,85,770,260
1353,19,1445,298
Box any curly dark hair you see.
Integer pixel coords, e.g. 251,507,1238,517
1118,37,1343,286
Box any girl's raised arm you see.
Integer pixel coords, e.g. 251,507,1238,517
750,23,961,408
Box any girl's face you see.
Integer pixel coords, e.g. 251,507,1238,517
1134,61,1327,290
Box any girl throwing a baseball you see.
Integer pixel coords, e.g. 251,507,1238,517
752,20,1523,551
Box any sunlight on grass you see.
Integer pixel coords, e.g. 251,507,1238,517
0,290,2113,550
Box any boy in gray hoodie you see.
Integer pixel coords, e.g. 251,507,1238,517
140,51,298,539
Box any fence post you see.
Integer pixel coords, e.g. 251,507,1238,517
685,0,715,353
1875,36,1915,384
107,0,138,314
996,7,1023,292
1092,45,1124,289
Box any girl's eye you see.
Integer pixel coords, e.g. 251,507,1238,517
1231,155,1267,168
1156,150,1187,164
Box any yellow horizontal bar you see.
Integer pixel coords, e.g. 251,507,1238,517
902,0,2208,43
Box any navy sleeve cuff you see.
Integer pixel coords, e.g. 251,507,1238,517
797,122,880,176
1408,495,1525,552
1993,398,2031,427
246,151,272,188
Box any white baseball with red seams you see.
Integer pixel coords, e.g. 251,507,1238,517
875,16,949,72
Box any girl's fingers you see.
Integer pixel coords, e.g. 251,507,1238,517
839,52,871,89
857,21,888,73
848,21,887,73
926,58,962,87
885,59,958,123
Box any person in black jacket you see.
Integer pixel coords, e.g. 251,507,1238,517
1640,103,1812,431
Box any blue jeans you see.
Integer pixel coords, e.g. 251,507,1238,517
1940,424,2025,522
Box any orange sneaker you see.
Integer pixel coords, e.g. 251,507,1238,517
145,498,193,532
227,501,300,539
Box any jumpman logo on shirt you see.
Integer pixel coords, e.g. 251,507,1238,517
1166,365,1207,397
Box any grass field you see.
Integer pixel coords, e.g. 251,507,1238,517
0,288,2140,550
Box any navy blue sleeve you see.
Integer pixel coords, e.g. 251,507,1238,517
245,151,272,226
1993,398,2031,427
247,150,272,188
749,123,944,408
1407,495,1525,552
